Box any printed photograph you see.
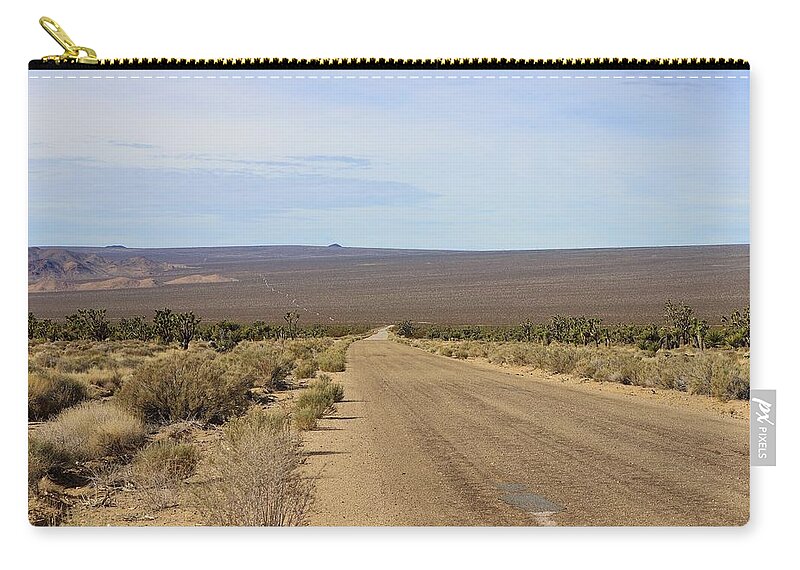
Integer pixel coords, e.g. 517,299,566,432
28,68,749,526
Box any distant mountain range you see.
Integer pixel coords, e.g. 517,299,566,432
28,247,235,293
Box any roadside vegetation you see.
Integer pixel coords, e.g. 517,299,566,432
396,301,750,401
29,308,370,348
292,374,345,431
28,310,355,526
194,408,313,526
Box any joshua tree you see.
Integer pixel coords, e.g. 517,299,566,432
689,318,709,351
116,316,152,341
396,320,415,338
548,315,569,343
520,320,535,342
67,308,111,341
175,311,201,350
153,308,176,344
664,300,694,346
28,312,39,340
722,308,750,347
206,321,242,352
581,318,602,346
283,311,300,339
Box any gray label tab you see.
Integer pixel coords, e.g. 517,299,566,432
751,390,776,466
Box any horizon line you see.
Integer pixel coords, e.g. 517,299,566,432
28,242,751,253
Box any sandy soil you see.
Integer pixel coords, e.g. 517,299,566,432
29,244,748,324
303,338,749,526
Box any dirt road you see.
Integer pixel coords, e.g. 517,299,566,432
303,338,749,526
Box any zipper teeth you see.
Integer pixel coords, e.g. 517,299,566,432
31,57,750,69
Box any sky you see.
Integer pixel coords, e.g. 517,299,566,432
28,70,749,250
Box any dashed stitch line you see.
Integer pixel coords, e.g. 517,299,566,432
29,74,750,80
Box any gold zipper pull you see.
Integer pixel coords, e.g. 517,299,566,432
39,16,98,64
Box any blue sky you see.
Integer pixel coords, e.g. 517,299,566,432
28,70,749,250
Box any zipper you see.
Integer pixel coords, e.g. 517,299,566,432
31,16,750,70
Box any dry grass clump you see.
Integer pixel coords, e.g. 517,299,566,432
224,407,291,440
285,338,333,361
294,359,318,379
54,349,118,374
225,342,295,390
194,408,313,526
294,390,335,420
292,407,319,431
118,351,251,424
317,346,346,372
684,353,750,400
28,371,88,421
29,402,147,483
66,367,127,398
29,340,167,374
28,444,51,492
313,374,345,403
132,439,200,510
292,375,344,430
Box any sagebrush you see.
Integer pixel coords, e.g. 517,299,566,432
194,408,313,526
28,371,88,421
29,402,147,484
118,350,251,424
132,439,200,510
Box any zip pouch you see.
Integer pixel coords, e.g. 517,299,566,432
28,17,750,527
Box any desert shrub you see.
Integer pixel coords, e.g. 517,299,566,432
396,320,415,337
194,411,313,526
285,338,332,360
294,389,335,420
686,355,716,396
709,355,750,400
81,460,128,509
310,374,345,403
575,354,604,379
291,375,344,430
76,367,125,395
132,439,200,510
642,356,691,391
28,347,61,370
154,420,200,443
703,328,727,349
722,368,750,400
543,345,582,374
225,407,291,441
605,353,643,385
226,343,295,390
30,402,146,473
294,359,318,379
645,352,749,400
55,351,117,373
28,443,52,492
466,342,489,359
292,407,318,431
28,371,88,421
317,347,346,372
118,351,251,424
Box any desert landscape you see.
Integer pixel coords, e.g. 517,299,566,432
28,65,750,527
28,243,750,526
29,244,749,323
